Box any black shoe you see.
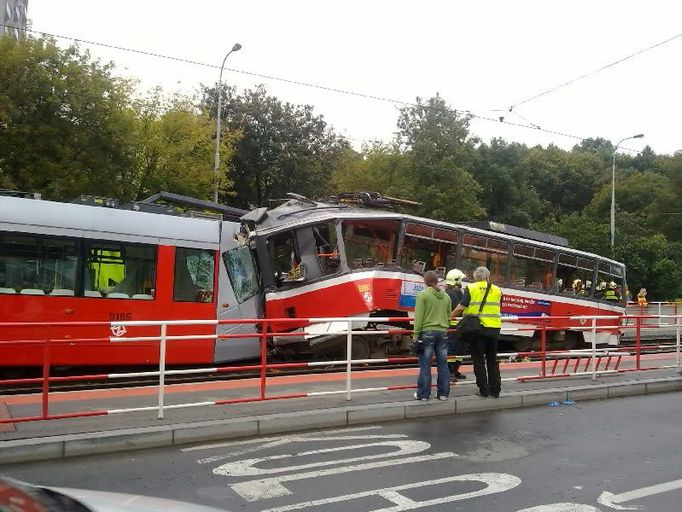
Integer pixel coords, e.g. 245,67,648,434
491,392,500,399
477,391,489,398
454,372,466,380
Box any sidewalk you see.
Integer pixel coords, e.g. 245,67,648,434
1,362,681,465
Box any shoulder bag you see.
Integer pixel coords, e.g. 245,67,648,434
456,282,492,337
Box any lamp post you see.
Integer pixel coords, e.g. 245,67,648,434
611,133,644,249
213,43,242,203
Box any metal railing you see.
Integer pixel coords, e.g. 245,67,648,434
0,314,680,425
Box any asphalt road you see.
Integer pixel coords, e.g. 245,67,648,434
2,393,681,512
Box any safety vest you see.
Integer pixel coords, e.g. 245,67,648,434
463,281,502,328
603,289,619,301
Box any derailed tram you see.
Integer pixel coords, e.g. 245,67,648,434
241,193,627,358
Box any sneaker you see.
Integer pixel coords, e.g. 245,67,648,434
477,391,490,398
437,395,448,401
413,392,428,401
491,392,500,399
454,372,467,380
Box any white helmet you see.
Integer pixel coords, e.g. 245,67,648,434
445,268,465,286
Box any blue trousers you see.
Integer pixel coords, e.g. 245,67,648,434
416,330,450,399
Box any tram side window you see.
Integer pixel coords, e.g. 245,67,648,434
459,234,509,284
312,222,340,276
400,224,458,277
0,234,77,295
342,220,399,269
556,254,594,296
84,242,157,299
173,248,215,302
510,245,555,290
268,231,304,285
223,246,260,303
596,262,625,301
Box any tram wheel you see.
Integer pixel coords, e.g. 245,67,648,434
351,336,372,360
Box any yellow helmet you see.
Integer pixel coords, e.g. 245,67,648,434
445,268,465,286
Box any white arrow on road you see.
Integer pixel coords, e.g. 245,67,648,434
598,478,682,510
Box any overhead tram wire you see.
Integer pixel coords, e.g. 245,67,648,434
4,24,644,151
509,31,682,110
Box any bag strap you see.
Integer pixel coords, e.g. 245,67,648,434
478,282,492,314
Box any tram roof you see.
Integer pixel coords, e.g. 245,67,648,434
246,199,624,267
0,196,222,248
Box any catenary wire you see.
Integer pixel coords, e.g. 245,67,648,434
509,31,682,110
3,24,645,152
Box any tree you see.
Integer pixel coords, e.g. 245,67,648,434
0,36,136,200
394,95,484,221
202,85,349,208
126,89,238,201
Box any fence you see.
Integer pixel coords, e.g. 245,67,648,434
0,313,680,425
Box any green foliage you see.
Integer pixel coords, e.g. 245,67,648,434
201,85,349,208
127,89,238,201
0,36,135,200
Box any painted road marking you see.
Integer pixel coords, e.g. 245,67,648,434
214,440,432,477
516,505,601,512
259,473,522,512
228,451,458,502
598,478,682,510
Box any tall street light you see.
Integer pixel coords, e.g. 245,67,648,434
213,43,242,203
611,133,644,249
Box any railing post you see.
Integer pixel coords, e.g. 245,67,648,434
590,318,597,381
675,315,680,370
346,319,353,401
540,323,547,378
157,323,167,420
260,320,269,400
658,302,662,326
635,316,641,371
41,339,51,419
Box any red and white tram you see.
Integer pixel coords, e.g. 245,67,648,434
243,193,626,358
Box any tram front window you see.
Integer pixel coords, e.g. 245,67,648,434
342,220,399,270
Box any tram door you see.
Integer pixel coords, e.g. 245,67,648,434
215,222,263,362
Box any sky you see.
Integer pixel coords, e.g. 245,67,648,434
26,0,682,155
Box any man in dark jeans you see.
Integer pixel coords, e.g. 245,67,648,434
451,266,502,398
412,270,451,401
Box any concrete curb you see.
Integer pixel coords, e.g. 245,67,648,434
1,375,680,465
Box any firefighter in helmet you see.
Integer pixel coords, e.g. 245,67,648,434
572,279,585,296
603,281,621,301
444,268,467,380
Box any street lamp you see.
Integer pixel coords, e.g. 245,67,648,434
611,133,644,249
213,43,242,203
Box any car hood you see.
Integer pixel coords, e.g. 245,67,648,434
51,487,227,512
